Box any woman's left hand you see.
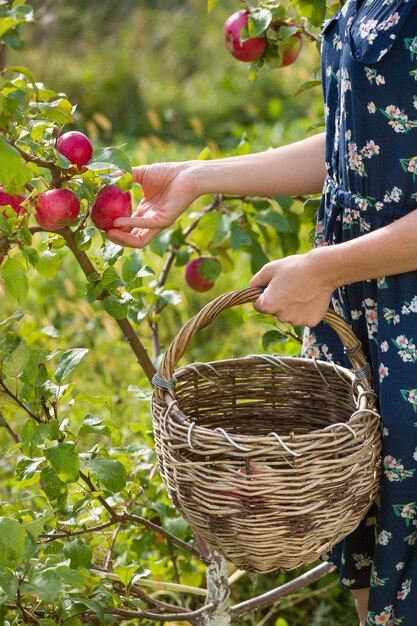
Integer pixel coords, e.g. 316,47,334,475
249,250,335,327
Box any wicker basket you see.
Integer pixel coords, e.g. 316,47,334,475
151,287,381,573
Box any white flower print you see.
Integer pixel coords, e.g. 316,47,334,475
396,562,405,571
383,308,400,324
392,335,417,362
383,186,403,203
401,388,417,412
396,579,412,600
380,340,389,352
383,455,415,481
379,363,389,383
363,298,378,341
368,102,377,114
365,66,385,85
353,552,373,569
341,577,355,587
401,295,417,315
377,529,392,545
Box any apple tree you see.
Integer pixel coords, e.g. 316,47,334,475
0,1,351,625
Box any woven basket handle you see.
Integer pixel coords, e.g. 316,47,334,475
157,287,373,393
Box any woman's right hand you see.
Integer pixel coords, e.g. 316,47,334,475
107,161,201,248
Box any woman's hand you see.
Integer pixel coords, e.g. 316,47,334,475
107,161,201,248
249,249,335,327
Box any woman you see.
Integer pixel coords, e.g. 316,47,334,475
108,1,417,624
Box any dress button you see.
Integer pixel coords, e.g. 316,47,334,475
355,49,362,59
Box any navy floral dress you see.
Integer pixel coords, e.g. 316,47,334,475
301,1,417,623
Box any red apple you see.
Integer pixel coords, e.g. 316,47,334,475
90,184,132,231
35,189,81,230
224,10,267,62
0,186,26,216
56,131,93,169
184,256,221,293
273,22,303,67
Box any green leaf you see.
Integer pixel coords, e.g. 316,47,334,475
298,0,326,27
293,79,322,98
70,598,104,621
304,197,321,221
40,466,68,505
75,226,95,251
262,329,288,350
36,251,62,280
0,309,25,331
64,539,92,570
102,294,129,319
2,334,29,377
207,0,220,13
114,564,141,587
55,348,89,384
16,456,45,481
44,442,79,483
30,98,74,124
102,241,124,264
87,147,131,173
0,572,18,603
101,265,124,289
230,222,251,250
254,210,294,233
122,251,142,282
84,458,127,493
78,414,111,437
1,255,28,302
248,9,272,38
198,257,221,281
249,238,269,273
0,518,26,567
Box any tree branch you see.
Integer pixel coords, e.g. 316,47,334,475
58,226,156,383
231,562,335,618
0,378,42,423
0,409,20,443
81,603,216,623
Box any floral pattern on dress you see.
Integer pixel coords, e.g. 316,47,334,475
310,2,417,622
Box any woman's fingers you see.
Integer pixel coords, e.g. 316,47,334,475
107,227,161,248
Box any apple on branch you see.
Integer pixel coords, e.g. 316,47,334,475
90,184,132,231
223,10,267,62
35,188,81,231
56,131,93,170
184,256,221,293
270,21,303,68
0,186,26,216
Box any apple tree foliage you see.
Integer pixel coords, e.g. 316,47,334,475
0,1,353,625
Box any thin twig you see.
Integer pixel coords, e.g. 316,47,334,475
39,519,118,542
0,409,20,443
81,602,216,622
104,520,123,570
0,378,42,422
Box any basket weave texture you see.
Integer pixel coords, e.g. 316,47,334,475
152,288,382,573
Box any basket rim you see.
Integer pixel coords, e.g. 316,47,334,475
152,355,379,455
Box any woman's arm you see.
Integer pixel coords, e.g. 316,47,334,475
108,133,326,248
190,132,326,197
250,207,417,327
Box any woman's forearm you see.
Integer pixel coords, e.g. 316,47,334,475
314,207,417,288
189,132,326,198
